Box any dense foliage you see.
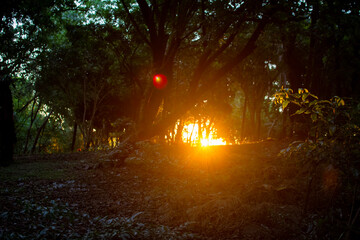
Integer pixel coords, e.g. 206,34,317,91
1,2,360,239
274,88,360,238
1,0,359,152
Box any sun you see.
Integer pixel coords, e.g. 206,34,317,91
200,138,210,147
200,138,226,147
181,122,227,147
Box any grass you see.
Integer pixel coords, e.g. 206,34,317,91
0,156,78,181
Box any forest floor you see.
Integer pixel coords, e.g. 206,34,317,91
0,140,334,239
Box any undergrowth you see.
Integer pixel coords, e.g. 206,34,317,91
275,88,360,239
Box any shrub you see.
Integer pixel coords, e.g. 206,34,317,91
274,88,360,239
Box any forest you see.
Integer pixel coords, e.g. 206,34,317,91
1,0,360,239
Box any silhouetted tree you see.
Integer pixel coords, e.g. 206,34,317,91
0,76,16,166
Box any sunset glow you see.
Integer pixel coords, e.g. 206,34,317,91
181,123,227,147
200,138,227,147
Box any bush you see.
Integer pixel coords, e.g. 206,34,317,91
274,88,360,239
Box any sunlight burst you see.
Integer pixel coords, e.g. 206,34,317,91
200,138,227,147
182,123,227,146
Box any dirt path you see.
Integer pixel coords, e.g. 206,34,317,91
1,141,311,239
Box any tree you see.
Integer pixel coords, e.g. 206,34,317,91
1,0,79,153
0,76,16,166
34,21,141,149
272,0,360,137
116,0,281,140
278,0,360,98
7,0,360,151
231,34,280,140
0,0,76,76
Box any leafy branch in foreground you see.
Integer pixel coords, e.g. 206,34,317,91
274,88,360,239
273,87,350,141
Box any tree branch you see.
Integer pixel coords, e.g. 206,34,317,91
200,19,268,94
120,0,150,45
17,94,38,113
136,0,158,43
139,19,269,140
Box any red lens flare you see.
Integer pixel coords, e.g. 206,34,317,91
153,74,167,89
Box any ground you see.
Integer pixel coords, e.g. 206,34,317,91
0,140,340,239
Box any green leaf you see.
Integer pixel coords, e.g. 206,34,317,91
317,100,331,105
309,94,318,99
302,92,309,101
294,108,306,115
282,100,290,109
311,113,317,122
339,99,345,106
291,101,301,106
309,101,317,107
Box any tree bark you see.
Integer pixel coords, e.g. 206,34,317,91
23,97,41,153
31,110,52,154
174,119,184,144
241,95,248,140
198,117,203,146
0,77,16,166
255,105,262,140
71,121,78,152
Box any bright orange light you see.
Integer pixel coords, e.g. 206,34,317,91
181,122,227,146
153,74,167,89
200,138,227,147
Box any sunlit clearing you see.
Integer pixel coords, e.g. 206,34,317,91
200,138,227,147
182,123,227,147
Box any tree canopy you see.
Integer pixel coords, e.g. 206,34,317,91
1,0,360,152
1,2,360,239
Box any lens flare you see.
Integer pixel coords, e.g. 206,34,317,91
153,74,167,89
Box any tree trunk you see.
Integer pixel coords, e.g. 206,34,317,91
241,96,248,140
31,110,52,154
125,2,271,141
0,77,16,166
255,105,262,140
249,100,256,140
71,121,78,152
307,0,325,98
23,97,41,153
198,118,203,146
175,119,184,144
